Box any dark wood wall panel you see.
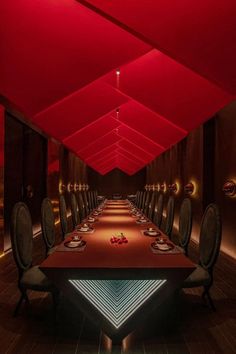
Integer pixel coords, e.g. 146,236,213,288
214,101,236,259
146,126,203,242
147,100,236,259
88,167,146,198
4,113,47,250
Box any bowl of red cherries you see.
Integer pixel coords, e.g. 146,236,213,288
110,232,128,245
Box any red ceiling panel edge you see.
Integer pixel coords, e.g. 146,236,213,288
80,0,236,95
0,0,151,116
116,151,146,169
63,114,120,153
85,143,119,163
33,81,129,141
116,147,147,164
104,50,233,133
77,131,121,160
117,139,155,163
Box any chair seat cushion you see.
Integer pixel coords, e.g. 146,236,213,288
20,265,53,291
183,264,211,288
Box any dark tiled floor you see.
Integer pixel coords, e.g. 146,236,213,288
0,231,235,354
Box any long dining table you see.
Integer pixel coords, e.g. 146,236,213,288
40,199,195,342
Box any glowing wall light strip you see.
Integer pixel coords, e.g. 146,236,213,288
69,279,166,329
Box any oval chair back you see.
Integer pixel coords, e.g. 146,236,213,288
144,191,151,215
135,191,140,206
141,191,147,211
164,196,175,238
59,195,68,238
153,193,164,228
148,191,156,220
71,193,80,229
179,198,192,255
199,204,222,271
94,190,98,207
87,190,92,211
41,198,55,254
10,202,33,275
78,192,86,221
82,191,89,216
138,191,143,209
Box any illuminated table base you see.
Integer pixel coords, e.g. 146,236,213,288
69,279,166,330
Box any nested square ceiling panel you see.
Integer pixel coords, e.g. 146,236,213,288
0,0,235,174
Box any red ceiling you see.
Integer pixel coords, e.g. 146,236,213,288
0,0,235,175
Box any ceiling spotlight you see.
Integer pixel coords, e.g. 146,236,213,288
116,107,120,120
116,68,120,76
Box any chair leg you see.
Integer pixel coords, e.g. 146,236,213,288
14,289,29,317
202,286,216,311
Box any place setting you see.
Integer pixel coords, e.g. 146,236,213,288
136,215,151,224
76,223,95,234
150,236,181,254
86,215,98,223
142,227,162,237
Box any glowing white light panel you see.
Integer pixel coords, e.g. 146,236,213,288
69,279,166,329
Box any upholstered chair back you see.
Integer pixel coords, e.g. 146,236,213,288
78,192,86,220
165,196,175,237
138,191,143,209
199,204,222,270
141,191,147,210
10,202,33,272
82,191,89,216
87,191,92,211
41,198,55,249
153,193,164,227
71,193,79,229
59,195,68,237
179,198,192,250
148,191,156,220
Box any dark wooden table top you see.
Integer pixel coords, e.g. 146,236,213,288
40,200,195,274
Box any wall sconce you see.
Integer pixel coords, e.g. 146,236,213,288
59,182,66,194
168,183,178,194
67,183,74,192
78,183,82,191
144,184,148,191
74,183,79,191
184,182,194,195
223,180,236,196
85,184,89,191
154,183,159,191
160,183,166,192
151,184,155,191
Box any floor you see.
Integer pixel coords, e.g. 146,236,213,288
0,228,235,354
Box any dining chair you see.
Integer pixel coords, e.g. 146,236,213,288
147,191,157,220
135,191,140,207
59,194,68,239
82,191,89,216
41,197,57,256
177,198,192,255
144,191,152,215
162,196,175,238
94,190,98,207
138,191,144,209
182,203,222,310
87,190,92,212
153,193,164,228
78,192,86,221
70,192,80,229
11,202,58,316
141,191,147,211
